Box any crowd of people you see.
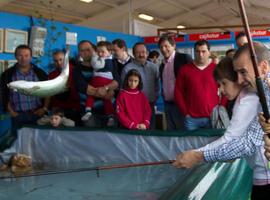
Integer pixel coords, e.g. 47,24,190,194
1,32,270,198
1,36,222,131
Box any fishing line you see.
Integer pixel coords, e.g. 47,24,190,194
0,160,174,179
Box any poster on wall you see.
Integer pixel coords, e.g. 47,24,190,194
4,29,28,53
0,60,4,75
127,48,133,57
211,44,234,58
29,26,47,57
97,36,106,42
188,32,231,41
66,32,77,45
177,48,193,58
0,29,3,52
6,60,17,68
262,42,270,50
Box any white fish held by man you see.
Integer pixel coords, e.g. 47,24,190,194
7,51,70,97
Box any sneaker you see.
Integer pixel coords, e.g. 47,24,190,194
81,112,92,121
107,117,114,127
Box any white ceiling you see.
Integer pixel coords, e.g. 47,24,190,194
1,0,270,36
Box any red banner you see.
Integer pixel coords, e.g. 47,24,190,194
144,36,184,44
235,30,270,37
188,32,231,41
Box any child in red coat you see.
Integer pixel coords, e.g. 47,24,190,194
116,69,152,130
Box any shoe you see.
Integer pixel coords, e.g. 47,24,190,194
81,112,92,121
107,117,114,127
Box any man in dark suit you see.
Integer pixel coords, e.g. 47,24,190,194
112,39,133,80
158,35,192,130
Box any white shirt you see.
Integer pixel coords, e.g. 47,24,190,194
198,89,259,151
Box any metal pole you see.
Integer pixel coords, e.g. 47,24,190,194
238,0,270,120
128,0,133,34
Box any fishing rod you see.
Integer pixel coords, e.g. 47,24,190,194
0,160,175,179
238,0,270,120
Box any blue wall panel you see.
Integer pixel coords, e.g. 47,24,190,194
0,11,143,134
0,11,143,73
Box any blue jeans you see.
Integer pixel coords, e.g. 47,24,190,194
184,115,211,131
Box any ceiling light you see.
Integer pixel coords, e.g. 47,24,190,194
80,0,93,3
138,14,154,21
177,25,186,29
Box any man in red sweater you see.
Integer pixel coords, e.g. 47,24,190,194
174,40,224,131
48,50,81,125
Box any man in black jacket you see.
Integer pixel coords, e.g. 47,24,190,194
112,39,133,81
1,45,49,134
158,36,192,130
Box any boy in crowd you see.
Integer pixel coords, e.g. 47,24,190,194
37,108,75,127
235,32,248,48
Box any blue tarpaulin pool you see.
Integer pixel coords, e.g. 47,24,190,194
0,127,252,200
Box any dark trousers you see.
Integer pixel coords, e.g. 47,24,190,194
251,184,270,200
63,109,82,126
164,101,184,130
11,112,39,137
149,103,156,130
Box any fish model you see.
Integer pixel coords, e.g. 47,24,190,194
7,51,70,97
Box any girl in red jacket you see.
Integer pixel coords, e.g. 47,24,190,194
116,69,152,130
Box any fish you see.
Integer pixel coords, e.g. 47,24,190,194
7,51,70,97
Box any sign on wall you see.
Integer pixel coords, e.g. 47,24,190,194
144,36,184,44
66,32,77,45
188,32,231,41
235,30,270,38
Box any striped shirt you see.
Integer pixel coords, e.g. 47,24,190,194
162,51,176,101
10,66,42,112
204,73,270,185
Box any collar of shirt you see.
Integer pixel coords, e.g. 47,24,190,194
194,60,211,69
163,51,176,65
134,59,148,67
118,55,131,65
16,64,34,76
266,72,270,80
106,55,113,59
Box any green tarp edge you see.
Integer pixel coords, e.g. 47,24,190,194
17,125,225,137
1,125,225,152
160,160,253,200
